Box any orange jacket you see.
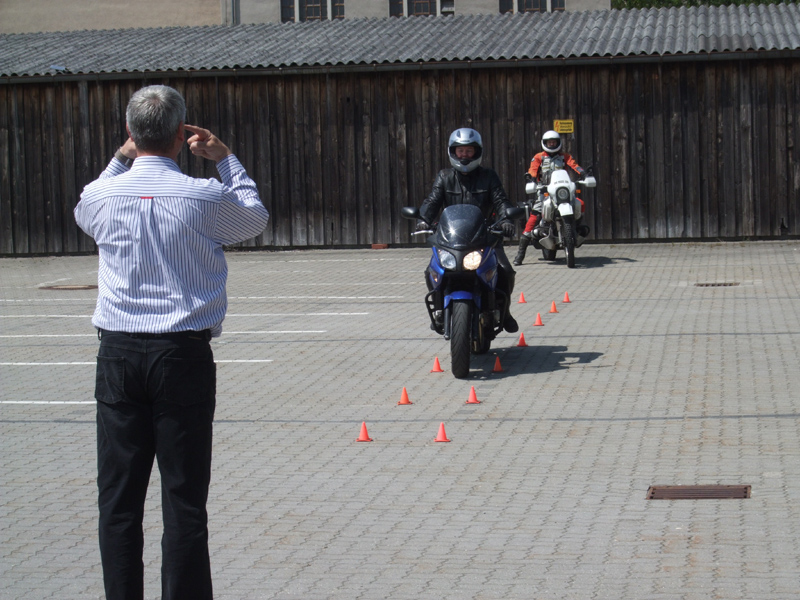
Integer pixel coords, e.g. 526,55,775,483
528,151,584,181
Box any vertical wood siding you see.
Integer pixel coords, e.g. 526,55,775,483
1,58,798,255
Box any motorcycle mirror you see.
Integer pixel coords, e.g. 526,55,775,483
401,206,421,220
506,207,525,221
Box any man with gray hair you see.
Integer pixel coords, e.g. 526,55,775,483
75,84,269,600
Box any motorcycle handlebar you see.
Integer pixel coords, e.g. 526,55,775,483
488,227,511,240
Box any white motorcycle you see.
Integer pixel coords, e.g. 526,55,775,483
525,167,596,268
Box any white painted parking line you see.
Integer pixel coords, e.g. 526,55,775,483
0,362,96,365
1,313,367,318
0,331,325,338
215,360,273,363
226,313,368,317
223,331,325,334
0,401,95,405
1,295,407,302
233,258,409,264
1,360,272,365
0,334,96,338
0,299,95,302
229,296,403,300
0,315,92,318
289,283,412,286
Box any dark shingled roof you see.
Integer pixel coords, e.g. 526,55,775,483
2,3,800,78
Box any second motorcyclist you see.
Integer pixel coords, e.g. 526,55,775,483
417,127,519,333
514,130,589,266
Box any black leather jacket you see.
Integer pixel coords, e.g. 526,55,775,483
419,167,513,225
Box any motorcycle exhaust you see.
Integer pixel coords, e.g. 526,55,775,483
539,236,557,250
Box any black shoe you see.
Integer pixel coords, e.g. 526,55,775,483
503,315,519,333
513,256,523,266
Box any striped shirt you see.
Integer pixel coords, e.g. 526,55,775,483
74,154,270,337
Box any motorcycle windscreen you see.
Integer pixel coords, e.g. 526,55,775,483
435,204,487,250
549,169,572,185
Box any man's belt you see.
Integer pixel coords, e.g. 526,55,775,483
97,329,212,341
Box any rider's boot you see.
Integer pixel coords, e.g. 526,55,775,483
503,313,519,333
513,233,531,266
502,271,519,333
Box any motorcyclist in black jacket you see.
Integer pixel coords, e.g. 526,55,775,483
416,128,519,333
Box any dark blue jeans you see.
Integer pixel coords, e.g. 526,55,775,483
95,331,216,600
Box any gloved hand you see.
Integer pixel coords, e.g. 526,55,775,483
524,173,533,182
415,220,430,232
500,221,515,238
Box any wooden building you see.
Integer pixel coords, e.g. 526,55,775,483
1,5,799,255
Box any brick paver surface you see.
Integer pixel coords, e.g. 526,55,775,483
2,241,799,599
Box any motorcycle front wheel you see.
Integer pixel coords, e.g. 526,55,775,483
450,300,472,379
562,217,576,268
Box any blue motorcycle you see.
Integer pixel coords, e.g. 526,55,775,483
402,203,523,378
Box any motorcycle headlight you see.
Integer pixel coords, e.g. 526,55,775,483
556,187,570,202
438,249,457,270
463,251,482,271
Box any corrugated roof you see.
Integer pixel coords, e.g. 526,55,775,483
1,3,799,78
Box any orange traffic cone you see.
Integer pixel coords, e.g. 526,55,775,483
434,422,451,442
466,386,481,404
518,293,527,303
534,313,544,326
549,301,558,313
430,357,444,373
492,356,504,373
398,387,412,405
356,422,373,442
517,333,528,347
563,291,571,303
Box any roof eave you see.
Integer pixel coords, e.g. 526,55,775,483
3,48,800,83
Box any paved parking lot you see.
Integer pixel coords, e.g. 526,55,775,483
2,240,800,599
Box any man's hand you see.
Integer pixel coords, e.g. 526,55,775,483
415,220,431,232
119,137,137,160
185,124,232,162
500,221,515,238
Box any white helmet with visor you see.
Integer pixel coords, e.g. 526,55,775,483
448,128,483,173
541,130,562,154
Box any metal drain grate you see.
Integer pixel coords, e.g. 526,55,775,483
694,282,740,287
39,284,98,291
647,485,751,500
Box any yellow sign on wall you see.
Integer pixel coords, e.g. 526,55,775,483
554,120,574,134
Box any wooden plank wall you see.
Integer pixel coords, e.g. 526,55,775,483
1,58,799,255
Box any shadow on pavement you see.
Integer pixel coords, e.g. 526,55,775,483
472,345,605,379
523,254,638,269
